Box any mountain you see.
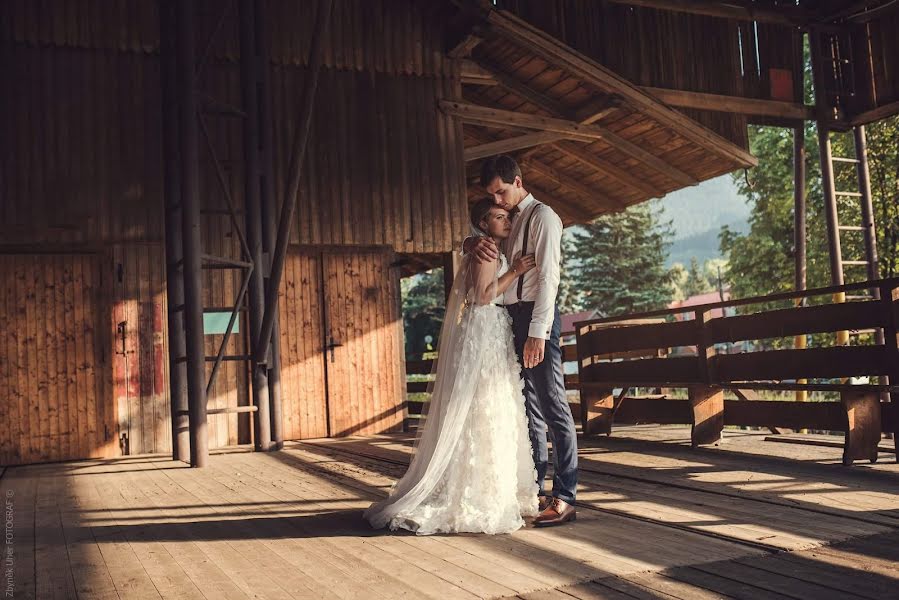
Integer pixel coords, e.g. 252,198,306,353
658,175,751,267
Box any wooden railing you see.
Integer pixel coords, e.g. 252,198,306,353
574,278,899,465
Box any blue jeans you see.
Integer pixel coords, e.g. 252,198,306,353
507,303,578,503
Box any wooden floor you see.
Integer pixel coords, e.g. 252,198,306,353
2,425,898,599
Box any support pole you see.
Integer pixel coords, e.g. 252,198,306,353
255,0,333,365
160,0,189,462
177,0,208,467
239,0,272,452
817,123,849,346
255,0,284,449
793,126,808,406
855,127,882,293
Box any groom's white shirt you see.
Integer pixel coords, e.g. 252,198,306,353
503,193,564,340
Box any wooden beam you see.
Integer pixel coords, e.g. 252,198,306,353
464,131,569,161
459,59,497,85
599,0,810,26
444,100,697,186
849,99,899,126
476,59,624,125
468,64,700,186
441,100,602,141
643,87,815,120
448,33,484,59
551,141,663,197
524,182,589,225
483,8,759,167
477,59,571,115
523,157,622,214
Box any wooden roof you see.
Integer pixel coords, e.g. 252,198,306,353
448,5,759,225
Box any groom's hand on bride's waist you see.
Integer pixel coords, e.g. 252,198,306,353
524,337,546,368
464,237,499,263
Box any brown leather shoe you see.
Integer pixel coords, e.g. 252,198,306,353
533,498,576,527
538,496,553,512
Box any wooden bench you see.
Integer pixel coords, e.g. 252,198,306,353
574,278,899,465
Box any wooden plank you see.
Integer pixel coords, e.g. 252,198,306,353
724,400,847,431
441,100,606,141
599,0,809,25
713,346,887,382
705,300,884,344
580,357,700,385
609,571,729,600
734,550,897,599
464,131,569,161
643,86,813,120
663,565,791,600
578,319,696,356
691,560,864,600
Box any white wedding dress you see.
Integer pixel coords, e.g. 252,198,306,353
364,255,538,535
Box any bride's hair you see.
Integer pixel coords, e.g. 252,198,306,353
470,197,496,236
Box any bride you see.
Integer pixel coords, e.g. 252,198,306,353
364,198,539,535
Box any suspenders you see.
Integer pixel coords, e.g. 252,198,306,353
516,203,539,301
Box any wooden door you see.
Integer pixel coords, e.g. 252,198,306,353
278,248,405,439
0,254,116,465
110,244,171,456
322,250,405,437
278,249,329,439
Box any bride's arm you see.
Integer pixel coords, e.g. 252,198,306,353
470,255,536,305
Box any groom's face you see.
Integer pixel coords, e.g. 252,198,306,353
485,175,524,212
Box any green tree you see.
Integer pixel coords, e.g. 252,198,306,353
556,231,582,312
567,201,676,316
401,268,445,358
720,116,899,303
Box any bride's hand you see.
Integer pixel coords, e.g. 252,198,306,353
511,255,536,276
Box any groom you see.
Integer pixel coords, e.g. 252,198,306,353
464,155,578,526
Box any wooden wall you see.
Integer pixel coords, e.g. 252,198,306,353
0,0,468,252
0,0,447,464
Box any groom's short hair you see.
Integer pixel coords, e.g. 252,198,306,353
480,155,521,188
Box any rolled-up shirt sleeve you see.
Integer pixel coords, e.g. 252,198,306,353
528,207,563,339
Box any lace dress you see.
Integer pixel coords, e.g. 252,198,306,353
366,256,538,535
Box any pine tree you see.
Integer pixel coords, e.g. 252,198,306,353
567,201,676,316
683,257,713,298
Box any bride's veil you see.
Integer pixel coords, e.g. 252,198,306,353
364,251,499,528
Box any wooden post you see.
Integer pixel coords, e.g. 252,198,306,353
793,126,809,408
689,385,725,447
840,390,881,465
881,282,899,459
581,385,615,436
691,309,723,446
